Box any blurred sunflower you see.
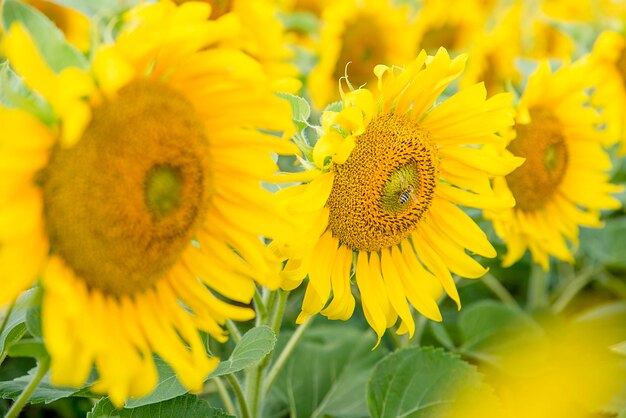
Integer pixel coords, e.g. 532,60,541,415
276,48,521,343
24,0,90,51
461,3,522,95
522,0,578,60
175,0,300,92
0,0,296,406
412,0,491,54
482,303,626,418
308,0,416,108
590,30,626,150
486,61,623,270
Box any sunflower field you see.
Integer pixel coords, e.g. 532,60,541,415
0,0,625,417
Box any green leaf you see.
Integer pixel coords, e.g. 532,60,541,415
458,300,544,364
368,346,502,418
0,368,85,404
268,324,387,418
0,62,56,125
2,0,88,72
210,326,276,377
322,100,342,114
125,326,276,408
277,92,311,133
619,407,626,418
7,339,47,360
42,0,139,18
580,216,626,271
279,11,319,34
0,289,36,359
25,304,42,339
90,394,233,418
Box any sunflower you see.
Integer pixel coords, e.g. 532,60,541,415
485,61,623,270
590,30,626,150
412,0,492,54
0,0,297,406
175,0,300,92
461,3,522,95
308,0,416,109
275,48,521,342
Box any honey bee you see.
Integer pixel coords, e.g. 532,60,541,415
397,180,417,206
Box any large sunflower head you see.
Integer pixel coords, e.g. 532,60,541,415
276,48,522,343
0,0,297,406
590,30,626,151
307,0,416,109
485,60,623,270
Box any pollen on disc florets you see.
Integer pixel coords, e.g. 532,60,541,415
42,80,212,296
506,107,568,212
326,113,439,252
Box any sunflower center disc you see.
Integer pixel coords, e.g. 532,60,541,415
334,16,387,88
505,108,568,212
42,80,212,296
326,113,438,252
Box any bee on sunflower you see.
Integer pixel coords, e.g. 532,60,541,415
274,48,523,343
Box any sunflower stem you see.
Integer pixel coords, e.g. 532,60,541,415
246,289,289,417
225,320,242,344
527,264,549,311
225,374,250,418
482,273,519,308
245,363,263,418
552,266,599,313
253,289,268,327
213,377,237,416
413,315,429,346
270,290,289,336
4,356,50,418
387,330,405,349
264,316,313,396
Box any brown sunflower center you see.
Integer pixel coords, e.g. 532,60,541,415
334,16,387,89
420,23,462,52
326,113,438,252
505,108,568,212
42,80,212,296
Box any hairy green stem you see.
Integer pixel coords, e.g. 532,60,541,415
527,264,549,310
270,291,289,336
482,272,519,308
253,290,268,327
225,320,242,344
213,377,236,416
246,290,290,417
413,314,428,346
553,266,599,313
225,374,250,418
4,356,50,418
264,317,313,396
